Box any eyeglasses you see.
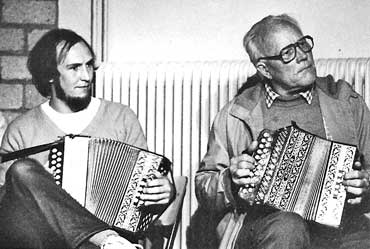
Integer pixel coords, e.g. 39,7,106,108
257,35,314,64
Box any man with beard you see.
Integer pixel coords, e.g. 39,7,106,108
0,29,174,249
195,14,370,249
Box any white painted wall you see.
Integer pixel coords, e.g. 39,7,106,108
59,0,370,62
58,0,92,44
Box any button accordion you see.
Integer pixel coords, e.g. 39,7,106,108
0,135,172,236
238,123,357,227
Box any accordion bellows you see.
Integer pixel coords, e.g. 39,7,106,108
238,124,357,228
48,135,172,235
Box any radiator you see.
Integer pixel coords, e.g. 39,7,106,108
95,58,370,249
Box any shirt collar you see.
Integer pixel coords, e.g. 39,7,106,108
264,83,313,108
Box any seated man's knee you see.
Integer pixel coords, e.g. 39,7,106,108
281,212,307,231
273,212,308,234
6,158,44,182
259,211,310,248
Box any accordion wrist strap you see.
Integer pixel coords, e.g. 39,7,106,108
0,139,63,163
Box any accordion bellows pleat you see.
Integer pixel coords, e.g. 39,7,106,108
48,135,172,235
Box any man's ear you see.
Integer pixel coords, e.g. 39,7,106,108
256,61,272,80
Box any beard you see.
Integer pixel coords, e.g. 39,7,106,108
54,79,92,112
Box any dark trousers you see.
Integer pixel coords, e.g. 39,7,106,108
309,217,370,249
235,206,310,249
235,205,370,249
0,158,109,249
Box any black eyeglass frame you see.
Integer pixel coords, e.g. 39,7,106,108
257,35,314,64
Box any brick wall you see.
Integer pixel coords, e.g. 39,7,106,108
0,0,58,139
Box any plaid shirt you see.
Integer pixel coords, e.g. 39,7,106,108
264,83,313,108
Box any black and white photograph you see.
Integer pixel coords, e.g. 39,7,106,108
0,1,369,249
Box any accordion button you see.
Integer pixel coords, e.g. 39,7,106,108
51,148,57,153
132,197,138,204
55,181,61,185
267,136,273,142
57,152,62,156
137,185,143,192
240,188,248,194
51,154,57,159
261,138,266,143
56,163,62,168
55,175,61,180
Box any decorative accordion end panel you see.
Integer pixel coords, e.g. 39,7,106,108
238,123,357,228
48,135,172,236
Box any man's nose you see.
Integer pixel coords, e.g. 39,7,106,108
80,65,92,81
295,46,308,62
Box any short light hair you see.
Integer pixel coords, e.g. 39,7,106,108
243,14,302,64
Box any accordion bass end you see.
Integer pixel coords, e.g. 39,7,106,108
238,124,357,228
48,135,172,236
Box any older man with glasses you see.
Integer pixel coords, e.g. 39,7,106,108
195,14,370,249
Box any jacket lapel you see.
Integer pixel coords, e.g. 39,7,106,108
229,83,264,141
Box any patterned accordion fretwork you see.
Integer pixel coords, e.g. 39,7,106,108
239,124,357,228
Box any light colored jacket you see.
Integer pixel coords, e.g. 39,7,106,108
195,75,370,248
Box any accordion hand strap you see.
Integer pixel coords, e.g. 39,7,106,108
0,138,63,163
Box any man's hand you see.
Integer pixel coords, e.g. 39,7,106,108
140,171,175,206
343,160,370,205
230,141,259,187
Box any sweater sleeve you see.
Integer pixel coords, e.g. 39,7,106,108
121,107,148,150
92,101,148,150
0,113,7,145
0,121,25,185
